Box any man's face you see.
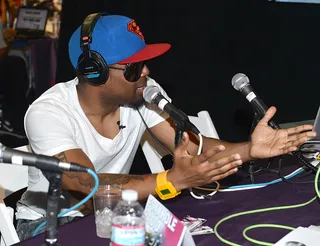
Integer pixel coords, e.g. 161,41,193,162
100,63,149,106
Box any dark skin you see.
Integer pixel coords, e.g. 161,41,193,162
54,64,316,214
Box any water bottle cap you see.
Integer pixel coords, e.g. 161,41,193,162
122,189,138,201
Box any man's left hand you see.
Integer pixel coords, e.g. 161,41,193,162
250,106,316,159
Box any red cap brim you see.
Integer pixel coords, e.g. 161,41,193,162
118,43,171,64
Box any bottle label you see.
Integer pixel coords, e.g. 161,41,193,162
110,224,145,246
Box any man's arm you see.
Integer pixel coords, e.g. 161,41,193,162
56,149,158,201
56,134,242,213
150,107,316,164
201,137,252,162
149,118,252,162
56,148,161,214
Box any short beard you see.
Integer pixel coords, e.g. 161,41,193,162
127,98,145,109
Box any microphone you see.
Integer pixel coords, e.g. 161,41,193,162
117,121,126,130
0,144,88,173
231,73,280,129
143,85,200,134
231,73,318,172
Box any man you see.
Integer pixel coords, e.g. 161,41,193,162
15,13,316,240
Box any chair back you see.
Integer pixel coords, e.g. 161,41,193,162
141,110,219,174
0,145,30,246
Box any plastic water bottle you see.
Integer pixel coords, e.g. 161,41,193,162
110,189,146,246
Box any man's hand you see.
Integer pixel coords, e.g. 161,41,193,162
167,132,242,191
250,106,317,159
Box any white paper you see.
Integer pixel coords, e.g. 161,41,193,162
275,226,320,246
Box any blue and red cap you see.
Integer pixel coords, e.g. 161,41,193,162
68,15,171,67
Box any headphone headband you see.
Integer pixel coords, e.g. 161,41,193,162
77,12,110,86
80,12,109,55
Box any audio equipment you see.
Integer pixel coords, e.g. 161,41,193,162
77,12,110,86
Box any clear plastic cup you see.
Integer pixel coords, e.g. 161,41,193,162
92,184,122,238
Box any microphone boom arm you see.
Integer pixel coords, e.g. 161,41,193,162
43,171,62,246
173,120,189,147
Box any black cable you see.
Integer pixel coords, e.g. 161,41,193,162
278,155,317,184
291,150,318,173
135,105,173,157
299,140,320,154
242,154,316,185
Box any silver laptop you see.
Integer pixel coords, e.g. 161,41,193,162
309,106,320,141
14,7,49,39
299,106,320,153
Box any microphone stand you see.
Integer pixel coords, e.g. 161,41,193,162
174,122,186,148
172,113,199,148
247,112,260,183
247,112,276,183
43,171,62,246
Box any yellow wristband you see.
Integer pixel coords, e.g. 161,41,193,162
157,170,169,184
155,170,181,200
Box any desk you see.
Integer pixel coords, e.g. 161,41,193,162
14,155,320,246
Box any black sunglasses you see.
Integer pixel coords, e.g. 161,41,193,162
109,61,145,82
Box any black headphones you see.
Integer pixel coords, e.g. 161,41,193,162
77,12,110,86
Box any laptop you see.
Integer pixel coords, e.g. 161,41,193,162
14,7,49,39
299,106,320,153
308,106,320,141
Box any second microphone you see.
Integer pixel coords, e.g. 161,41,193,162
143,85,200,135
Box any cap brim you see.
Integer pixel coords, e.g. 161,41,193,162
118,43,171,64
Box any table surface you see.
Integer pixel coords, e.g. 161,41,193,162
14,155,320,246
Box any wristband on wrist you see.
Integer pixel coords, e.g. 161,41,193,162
155,170,181,200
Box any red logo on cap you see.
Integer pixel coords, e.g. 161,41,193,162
127,20,145,41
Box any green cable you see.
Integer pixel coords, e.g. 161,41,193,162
243,224,295,246
213,166,320,246
315,165,320,198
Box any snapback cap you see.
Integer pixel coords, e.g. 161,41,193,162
68,14,171,68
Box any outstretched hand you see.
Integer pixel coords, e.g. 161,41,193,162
250,106,317,159
168,132,242,191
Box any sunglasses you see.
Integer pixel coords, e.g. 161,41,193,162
109,61,145,82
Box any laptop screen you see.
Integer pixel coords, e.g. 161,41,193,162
310,106,320,141
15,7,48,34
299,106,320,153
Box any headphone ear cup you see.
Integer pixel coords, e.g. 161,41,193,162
77,51,109,86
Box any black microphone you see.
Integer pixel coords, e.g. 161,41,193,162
231,73,318,172
231,73,280,129
0,144,88,173
117,121,126,130
143,85,200,134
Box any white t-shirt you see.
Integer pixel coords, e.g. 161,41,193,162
16,76,170,220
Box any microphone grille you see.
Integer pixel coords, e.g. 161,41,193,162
143,85,160,103
231,73,250,91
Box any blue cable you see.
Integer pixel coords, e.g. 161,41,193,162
223,168,304,190
32,168,99,236
31,166,305,235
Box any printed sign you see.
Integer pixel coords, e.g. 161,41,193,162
144,195,195,246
